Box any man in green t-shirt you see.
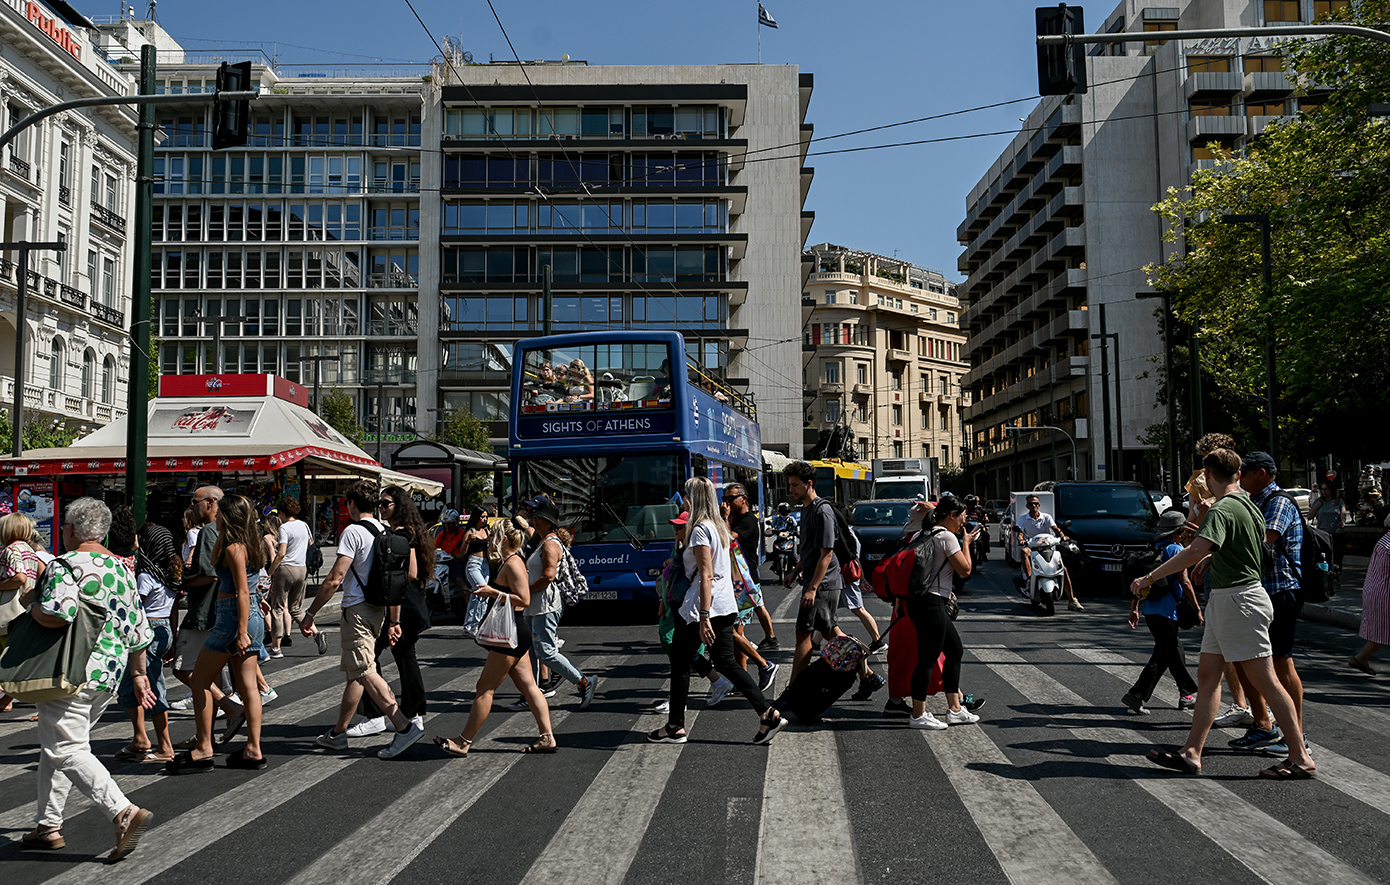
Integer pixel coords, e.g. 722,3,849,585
1128,448,1316,780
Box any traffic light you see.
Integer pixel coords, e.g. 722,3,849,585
1036,4,1087,96
212,61,252,150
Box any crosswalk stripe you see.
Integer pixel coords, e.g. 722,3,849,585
36,664,483,885
1062,645,1390,820
291,654,630,885
973,646,1381,885
518,710,699,885
770,586,800,623
754,728,863,884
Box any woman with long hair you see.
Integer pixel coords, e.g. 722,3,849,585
259,513,282,658
0,512,42,713
181,506,200,568
649,477,787,745
434,517,556,756
346,486,435,737
167,493,268,773
116,521,182,762
903,494,982,730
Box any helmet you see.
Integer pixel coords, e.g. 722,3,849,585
777,502,790,515
441,508,460,526
965,495,979,507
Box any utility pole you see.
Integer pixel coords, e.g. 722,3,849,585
376,376,386,462
126,44,156,524
1097,303,1112,480
4,241,66,457
1138,291,1180,501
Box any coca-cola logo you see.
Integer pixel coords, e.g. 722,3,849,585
171,408,230,433
242,457,255,467
217,458,230,467
87,461,101,470
61,461,74,470
113,460,125,469
165,459,180,468
206,377,223,391
190,458,204,468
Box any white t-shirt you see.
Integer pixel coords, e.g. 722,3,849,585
1016,511,1058,540
679,521,737,624
337,517,385,608
136,571,176,619
278,519,312,567
183,527,200,564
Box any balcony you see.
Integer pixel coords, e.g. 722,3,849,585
1184,72,1244,101
366,272,419,289
819,381,844,395
92,302,125,327
886,347,912,363
1247,115,1290,137
1186,115,1246,143
367,179,421,195
59,285,84,309
368,227,420,241
90,201,126,233
365,319,419,336
918,391,933,404
0,378,127,424
58,185,71,206
1244,71,1294,101
853,383,873,396
8,154,30,179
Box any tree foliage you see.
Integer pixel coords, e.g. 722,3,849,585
440,408,495,507
1147,1,1390,461
0,410,81,451
319,389,365,447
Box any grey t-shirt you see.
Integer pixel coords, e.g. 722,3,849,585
911,528,962,598
798,499,843,592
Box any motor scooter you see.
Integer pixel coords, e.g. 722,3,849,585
431,551,467,621
764,520,798,578
1015,533,1075,616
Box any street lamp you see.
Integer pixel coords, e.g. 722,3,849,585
1006,423,1079,480
1091,331,1122,481
1219,212,1277,462
1136,292,1181,499
1030,345,1057,481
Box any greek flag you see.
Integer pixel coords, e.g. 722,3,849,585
758,3,778,28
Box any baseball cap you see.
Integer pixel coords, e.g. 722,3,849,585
669,511,690,526
1241,451,1277,474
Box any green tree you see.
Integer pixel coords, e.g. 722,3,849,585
939,463,967,496
1147,1,1390,461
440,408,495,507
319,389,365,447
0,410,80,451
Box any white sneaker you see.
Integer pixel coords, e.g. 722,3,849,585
316,729,349,750
411,715,424,731
909,712,948,730
260,688,278,705
169,697,194,711
946,708,981,725
378,719,424,759
1214,705,1255,728
654,699,671,714
707,676,734,707
344,716,388,738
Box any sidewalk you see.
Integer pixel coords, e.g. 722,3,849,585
1300,554,1369,632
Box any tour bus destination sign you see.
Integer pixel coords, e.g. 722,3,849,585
518,411,676,439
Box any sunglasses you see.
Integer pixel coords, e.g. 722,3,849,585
722,494,744,502
379,499,396,507
1027,501,1040,507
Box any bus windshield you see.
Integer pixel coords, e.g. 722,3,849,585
517,341,674,414
516,454,682,544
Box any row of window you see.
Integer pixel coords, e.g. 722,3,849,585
440,245,726,285
157,295,374,338
443,152,726,189
152,202,419,243
42,339,117,403
821,360,963,396
152,154,420,195
822,398,955,432
442,200,727,236
1187,54,1285,74
1190,99,1302,117
156,110,422,147
973,396,1090,449
441,293,726,331
806,323,965,361
445,105,726,140
440,339,728,384
151,248,424,290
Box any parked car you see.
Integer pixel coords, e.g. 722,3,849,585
1149,490,1173,513
849,499,917,568
1050,482,1161,595
1284,487,1312,514
983,499,1009,523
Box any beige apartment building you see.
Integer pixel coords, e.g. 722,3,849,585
802,243,967,467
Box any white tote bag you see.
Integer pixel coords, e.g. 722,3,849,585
475,593,518,650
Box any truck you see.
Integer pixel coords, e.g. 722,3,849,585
870,457,938,502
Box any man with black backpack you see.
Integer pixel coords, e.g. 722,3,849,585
301,480,423,760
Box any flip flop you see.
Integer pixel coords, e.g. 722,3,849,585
1258,758,1317,780
114,746,151,762
139,751,175,764
434,736,471,758
225,748,267,771
1147,749,1201,775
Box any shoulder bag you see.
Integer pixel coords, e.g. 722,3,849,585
0,560,108,702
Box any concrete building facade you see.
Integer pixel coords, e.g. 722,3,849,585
958,0,1329,497
802,243,967,467
0,0,138,437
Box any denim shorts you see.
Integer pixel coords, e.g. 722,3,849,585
119,618,172,712
205,594,267,657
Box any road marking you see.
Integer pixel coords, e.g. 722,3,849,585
974,646,1381,885
33,663,478,885
771,585,800,624
291,654,629,885
754,727,861,885
919,713,1118,885
518,710,698,885
1063,645,1390,820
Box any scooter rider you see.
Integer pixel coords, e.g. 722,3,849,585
1013,495,1085,612
433,509,469,603
964,495,989,562
770,503,795,534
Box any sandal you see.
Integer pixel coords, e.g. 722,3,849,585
1348,657,1376,676
434,736,471,758
1147,749,1201,775
21,828,64,850
753,710,790,746
523,733,557,754
225,748,267,771
1258,758,1317,780
114,745,152,762
164,750,215,775
139,751,175,763
646,724,688,744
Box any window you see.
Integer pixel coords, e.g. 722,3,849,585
58,140,70,192
891,370,902,392
1144,21,1177,48
856,364,867,385
1247,100,1289,117
920,372,931,394
81,350,95,399
55,231,67,281
824,361,841,385
891,405,902,426
824,290,836,304
1312,0,1350,18
947,312,956,324
86,250,98,295
49,338,64,390
102,258,116,305
825,398,841,423
1244,55,1285,72
920,408,930,430
1187,56,1232,73
1190,100,1233,117
893,441,903,458
1264,0,1302,22
101,357,114,404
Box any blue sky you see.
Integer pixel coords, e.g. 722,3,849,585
144,0,1051,279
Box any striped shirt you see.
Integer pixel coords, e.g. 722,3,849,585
1361,531,1390,645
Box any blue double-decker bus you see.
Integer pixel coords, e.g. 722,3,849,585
508,330,762,602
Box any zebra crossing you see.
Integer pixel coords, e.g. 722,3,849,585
3,595,1389,885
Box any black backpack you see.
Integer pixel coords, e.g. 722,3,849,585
1270,492,1339,604
305,539,324,577
352,520,411,607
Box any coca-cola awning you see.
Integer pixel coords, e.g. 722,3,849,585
0,378,382,478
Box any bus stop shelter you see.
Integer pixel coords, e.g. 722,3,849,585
391,440,505,511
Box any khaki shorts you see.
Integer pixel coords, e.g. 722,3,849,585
172,628,209,671
340,603,385,681
1201,581,1274,663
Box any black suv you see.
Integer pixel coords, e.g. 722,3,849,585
1052,482,1159,594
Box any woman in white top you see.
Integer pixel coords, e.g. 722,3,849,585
648,477,788,746
267,497,322,655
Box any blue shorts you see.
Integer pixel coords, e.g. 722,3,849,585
205,594,267,658
119,618,171,712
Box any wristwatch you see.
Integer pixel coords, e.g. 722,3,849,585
385,619,400,627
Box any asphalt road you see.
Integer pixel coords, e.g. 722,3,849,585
3,557,1388,885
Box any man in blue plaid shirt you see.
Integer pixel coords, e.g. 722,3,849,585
1228,451,1306,757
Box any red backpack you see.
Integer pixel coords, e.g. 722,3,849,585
871,545,916,602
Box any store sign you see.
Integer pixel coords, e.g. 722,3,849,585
0,445,377,477
26,2,82,60
151,405,258,437
12,479,58,553
517,412,675,439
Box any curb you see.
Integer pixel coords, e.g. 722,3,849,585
1300,602,1360,632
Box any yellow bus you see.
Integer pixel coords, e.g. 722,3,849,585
809,458,874,506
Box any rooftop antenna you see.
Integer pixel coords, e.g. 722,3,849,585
146,0,157,23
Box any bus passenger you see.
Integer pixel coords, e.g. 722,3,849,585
563,358,594,402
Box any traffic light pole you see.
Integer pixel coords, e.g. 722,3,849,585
1037,22,1390,50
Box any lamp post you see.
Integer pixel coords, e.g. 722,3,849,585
1006,423,1078,480
1220,212,1277,462
1137,291,1180,500
1091,330,1122,481
1,240,67,457
1030,344,1057,481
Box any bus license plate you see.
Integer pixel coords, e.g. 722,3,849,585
1102,563,1123,572
586,590,619,600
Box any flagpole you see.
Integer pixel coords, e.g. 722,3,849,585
758,0,762,64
